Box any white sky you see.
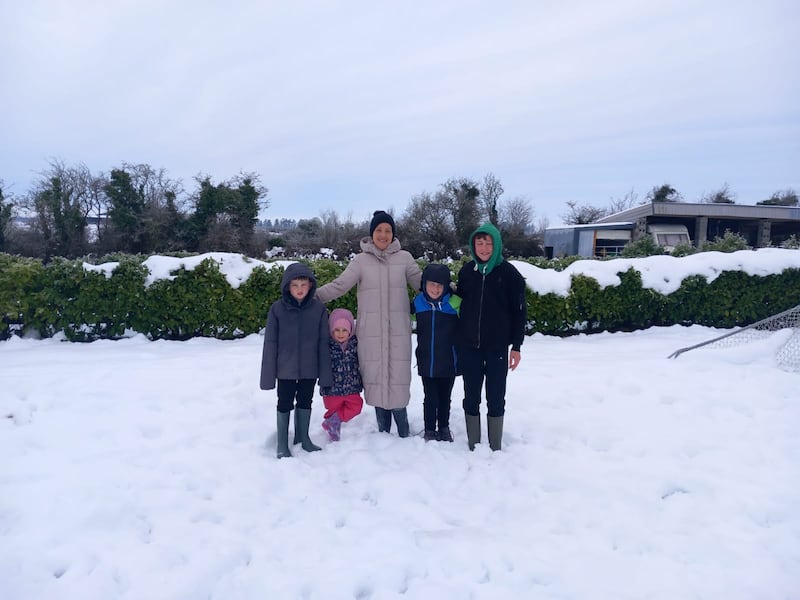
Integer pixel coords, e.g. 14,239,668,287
1,1,798,226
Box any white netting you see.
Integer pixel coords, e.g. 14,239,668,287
669,304,800,372
775,330,800,371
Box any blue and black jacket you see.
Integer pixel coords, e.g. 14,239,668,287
412,264,461,379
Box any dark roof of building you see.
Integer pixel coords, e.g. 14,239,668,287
546,222,635,232
597,202,800,223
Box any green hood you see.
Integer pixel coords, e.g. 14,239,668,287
469,222,504,275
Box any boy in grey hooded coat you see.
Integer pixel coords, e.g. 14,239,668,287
260,262,333,458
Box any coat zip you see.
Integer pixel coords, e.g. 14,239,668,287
428,302,437,378
296,306,303,376
476,273,486,348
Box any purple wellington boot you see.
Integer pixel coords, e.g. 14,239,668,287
322,412,342,442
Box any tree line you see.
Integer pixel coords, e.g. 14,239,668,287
0,161,269,261
0,162,546,260
1,161,796,261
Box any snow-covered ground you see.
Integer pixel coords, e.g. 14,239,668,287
2,324,798,599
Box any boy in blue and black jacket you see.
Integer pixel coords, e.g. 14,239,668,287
412,263,461,442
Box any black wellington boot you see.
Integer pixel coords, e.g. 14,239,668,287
392,408,410,438
487,415,504,451
465,412,481,451
276,410,292,458
375,407,392,433
295,408,321,452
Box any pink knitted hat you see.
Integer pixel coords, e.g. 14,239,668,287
329,308,355,338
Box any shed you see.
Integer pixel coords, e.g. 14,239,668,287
544,222,635,259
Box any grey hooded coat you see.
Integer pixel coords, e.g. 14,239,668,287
316,237,422,410
260,262,333,390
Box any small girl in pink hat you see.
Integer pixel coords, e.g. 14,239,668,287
320,308,363,441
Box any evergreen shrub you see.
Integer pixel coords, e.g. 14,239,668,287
1,252,799,341
702,230,750,252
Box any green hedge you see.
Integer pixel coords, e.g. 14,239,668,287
1,252,798,341
524,267,800,335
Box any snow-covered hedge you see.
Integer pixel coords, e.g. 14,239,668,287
0,254,356,341
515,248,800,334
1,250,799,341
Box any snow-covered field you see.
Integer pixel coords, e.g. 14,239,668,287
2,325,798,599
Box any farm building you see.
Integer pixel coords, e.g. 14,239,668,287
545,202,800,258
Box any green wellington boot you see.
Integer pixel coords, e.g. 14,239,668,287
487,415,504,451
276,410,292,458
465,412,481,451
295,408,321,452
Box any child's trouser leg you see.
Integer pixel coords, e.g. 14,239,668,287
437,377,456,436
460,347,486,417
339,394,364,422
277,378,315,445
421,377,438,434
435,377,455,442
483,350,509,418
322,395,341,420
323,393,362,422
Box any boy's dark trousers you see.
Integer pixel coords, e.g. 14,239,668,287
460,346,508,418
276,379,315,413
422,376,455,432
275,378,321,455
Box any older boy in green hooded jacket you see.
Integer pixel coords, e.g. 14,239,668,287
456,223,527,451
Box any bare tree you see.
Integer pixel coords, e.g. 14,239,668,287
533,215,550,238
647,183,682,203
0,180,13,252
480,172,503,225
120,162,186,211
498,196,534,236
608,188,640,215
757,188,798,206
400,192,459,259
498,195,541,257
283,217,323,255
438,177,481,246
318,209,342,249
20,159,105,258
701,183,736,204
315,210,365,257
561,200,608,225
202,219,241,252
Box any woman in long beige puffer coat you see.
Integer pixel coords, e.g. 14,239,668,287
316,211,422,437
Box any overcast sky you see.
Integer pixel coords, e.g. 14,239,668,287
2,0,798,226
